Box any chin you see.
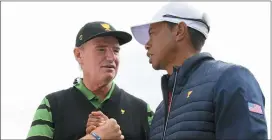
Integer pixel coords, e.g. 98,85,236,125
151,62,161,70
103,72,116,82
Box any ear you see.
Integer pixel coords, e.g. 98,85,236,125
73,47,83,65
175,22,187,41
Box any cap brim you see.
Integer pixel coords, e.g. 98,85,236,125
131,19,164,45
131,24,150,45
92,31,132,46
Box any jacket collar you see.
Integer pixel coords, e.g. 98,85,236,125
162,52,215,92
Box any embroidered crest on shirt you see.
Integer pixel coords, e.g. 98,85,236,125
121,109,125,114
187,91,193,98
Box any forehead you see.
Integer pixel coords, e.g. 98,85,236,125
86,36,119,47
149,22,167,31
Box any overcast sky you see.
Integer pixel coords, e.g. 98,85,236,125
1,2,271,139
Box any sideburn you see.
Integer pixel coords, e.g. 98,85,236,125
167,43,178,65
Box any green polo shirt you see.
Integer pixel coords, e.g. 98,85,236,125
74,79,115,109
74,79,154,123
27,80,154,139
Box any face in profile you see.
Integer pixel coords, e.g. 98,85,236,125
74,36,120,83
145,22,177,70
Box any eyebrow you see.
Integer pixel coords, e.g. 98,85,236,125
95,44,120,49
113,46,120,49
95,45,107,48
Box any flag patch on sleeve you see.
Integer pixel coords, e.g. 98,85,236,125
248,102,263,114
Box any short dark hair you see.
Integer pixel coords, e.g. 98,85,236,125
166,22,206,51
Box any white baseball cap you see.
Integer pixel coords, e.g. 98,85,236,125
130,2,210,45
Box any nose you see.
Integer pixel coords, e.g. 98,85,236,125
145,44,150,50
105,48,116,61
145,40,151,50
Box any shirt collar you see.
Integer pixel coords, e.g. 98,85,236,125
74,78,115,102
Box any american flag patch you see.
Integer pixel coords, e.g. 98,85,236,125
248,102,263,114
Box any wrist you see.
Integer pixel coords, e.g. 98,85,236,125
90,131,102,140
79,134,95,140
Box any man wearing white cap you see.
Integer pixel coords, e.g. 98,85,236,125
131,2,267,139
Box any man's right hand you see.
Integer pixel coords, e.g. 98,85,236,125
86,111,109,132
87,118,124,140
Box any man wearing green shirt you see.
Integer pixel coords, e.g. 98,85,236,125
27,21,154,140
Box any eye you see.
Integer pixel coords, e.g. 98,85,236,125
97,48,105,52
149,28,155,36
114,48,120,54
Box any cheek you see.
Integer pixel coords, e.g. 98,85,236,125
83,54,100,69
114,56,120,68
152,36,169,56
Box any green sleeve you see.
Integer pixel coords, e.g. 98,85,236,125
27,97,54,139
147,104,154,126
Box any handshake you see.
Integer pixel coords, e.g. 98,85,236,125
80,111,124,140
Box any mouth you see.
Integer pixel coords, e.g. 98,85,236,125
147,52,153,63
101,65,115,69
147,52,153,58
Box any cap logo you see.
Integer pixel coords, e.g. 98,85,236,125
101,23,111,31
79,35,83,40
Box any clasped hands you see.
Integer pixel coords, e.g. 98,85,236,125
80,111,124,140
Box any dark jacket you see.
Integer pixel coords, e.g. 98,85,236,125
149,52,267,140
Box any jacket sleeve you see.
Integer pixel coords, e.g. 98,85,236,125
214,65,267,139
27,97,54,140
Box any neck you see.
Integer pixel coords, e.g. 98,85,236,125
82,74,112,100
165,46,197,75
